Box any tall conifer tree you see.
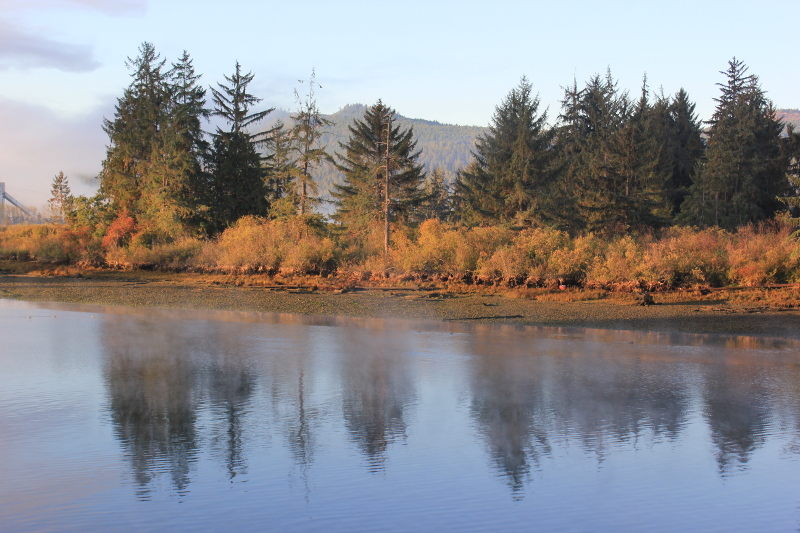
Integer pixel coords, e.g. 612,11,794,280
555,72,630,233
664,89,704,214
290,69,333,217
166,51,209,227
778,125,800,232
332,101,425,239
679,59,785,229
101,42,169,218
206,62,273,233
48,171,73,223
456,77,554,225
101,44,208,239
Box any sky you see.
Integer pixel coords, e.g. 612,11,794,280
1,0,798,206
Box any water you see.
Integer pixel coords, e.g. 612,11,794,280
1,298,799,532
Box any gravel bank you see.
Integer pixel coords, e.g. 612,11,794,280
2,272,799,339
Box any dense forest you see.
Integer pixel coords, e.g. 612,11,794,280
4,42,800,289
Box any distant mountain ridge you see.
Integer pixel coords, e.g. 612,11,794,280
778,109,800,130
264,104,487,200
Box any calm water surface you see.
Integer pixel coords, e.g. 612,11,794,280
1,298,799,532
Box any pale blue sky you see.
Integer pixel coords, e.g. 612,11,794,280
1,0,798,205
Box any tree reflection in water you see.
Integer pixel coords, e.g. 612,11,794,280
95,307,800,502
338,327,416,473
467,332,692,495
102,316,202,499
703,362,772,475
202,323,257,481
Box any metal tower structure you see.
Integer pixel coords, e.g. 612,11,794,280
0,182,39,223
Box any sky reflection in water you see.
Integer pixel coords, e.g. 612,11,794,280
0,299,799,532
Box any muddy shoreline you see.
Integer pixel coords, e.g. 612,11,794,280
2,269,799,339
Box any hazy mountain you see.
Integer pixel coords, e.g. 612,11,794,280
265,104,487,202
778,109,800,130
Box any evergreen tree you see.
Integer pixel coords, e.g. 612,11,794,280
100,44,208,240
553,72,687,233
332,100,425,250
455,76,554,225
291,69,333,216
166,51,209,227
100,42,169,218
611,77,671,228
263,120,299,217
48,171,73,223
419,167,452,221
206,62,273,233
555,72,630,233
679,58,785,229
664,89,704,214
778,125,800,232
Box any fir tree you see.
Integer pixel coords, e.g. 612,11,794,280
263,120,300,216
100,42,169,218
611,77,671,228
291,69,333,216
167,51,209,227
419,167,452,221
555,72,630,233
679,58,785,229
332,100,425,250
100,44,208,240
455,76,553,225
778,125,800,232
206,62,273,233
664,89,704,214
48,171,73,223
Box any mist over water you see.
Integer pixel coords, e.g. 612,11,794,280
1,299,799,532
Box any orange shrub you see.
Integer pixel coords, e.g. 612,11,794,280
639,227,731,288
585,235,645,289
193,216,336,274
101,212,137,249
726,224,800,285
0,224,99,263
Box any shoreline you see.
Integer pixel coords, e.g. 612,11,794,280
2,269,800,339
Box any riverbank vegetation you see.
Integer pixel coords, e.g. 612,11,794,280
3,218,799,294
3,44,800,298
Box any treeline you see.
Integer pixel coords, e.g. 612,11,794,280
458,63,797,233
10,45,800,288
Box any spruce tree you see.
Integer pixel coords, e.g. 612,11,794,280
679,59,785,229
664,89,704,214
206,62,273,233
611,78,671,228
778,125,800,232
455,76,553,225
100,42,169,218
290,69,333,216
166,51,209,228
48,171,73,223
554,72,690,233
419,168,452,221
263,120,299,216
101,44,209,240
332,100,425,248
555,72,630,233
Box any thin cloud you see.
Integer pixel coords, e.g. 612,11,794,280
0,21,100,72
0,0,147,15
57,0,147,15
0,96,108,205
